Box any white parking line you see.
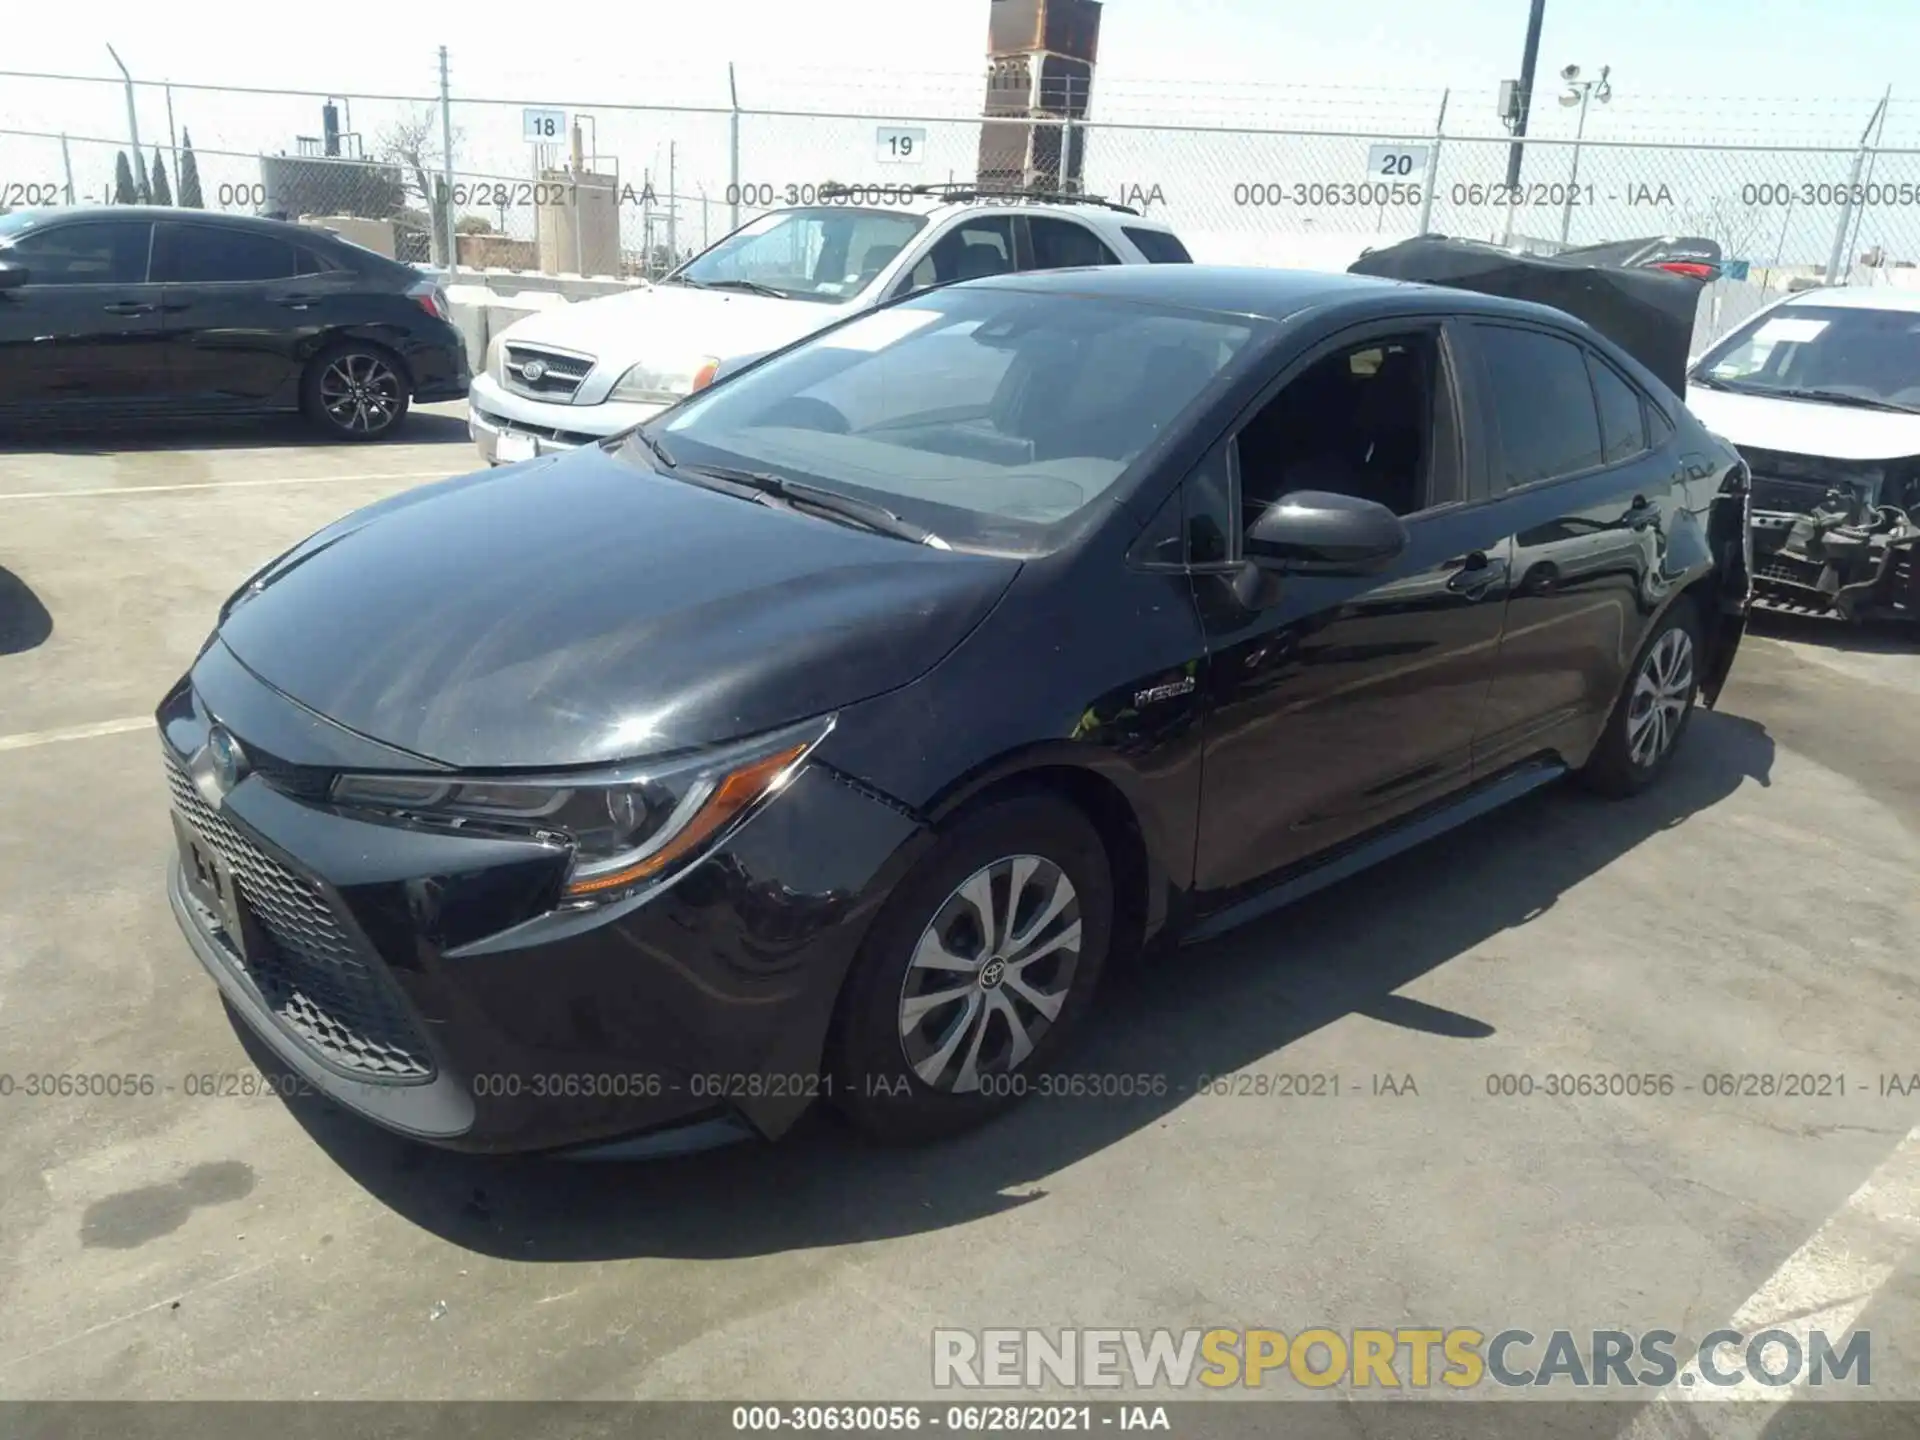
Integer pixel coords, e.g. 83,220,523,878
0,472,453,501
0,717,153,752
1622,1123,1920,1438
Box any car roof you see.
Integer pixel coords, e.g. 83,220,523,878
1780,284,1920,312
3,205,334,237
956,262,1560,325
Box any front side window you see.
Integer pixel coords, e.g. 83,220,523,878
670,208,927,304
899,217,1018,295
4,221,151,284
650,288,1259,551
1475,325,1604,489
1695,304,1920,410
1236,334,1441,522
154,226,295,283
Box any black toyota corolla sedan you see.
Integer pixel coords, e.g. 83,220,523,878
158,265,1752,1156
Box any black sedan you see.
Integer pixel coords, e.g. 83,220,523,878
157,264,1751,1156
0,207,468,439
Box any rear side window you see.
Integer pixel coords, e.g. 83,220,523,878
1475,324,1604,489
1123,227,1192,264
153,225,296,283
1027,216,1121,269
7,221,151,283
1589,355,1649,464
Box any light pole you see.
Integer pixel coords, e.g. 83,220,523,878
105,44,148,202
1557,63,1611,245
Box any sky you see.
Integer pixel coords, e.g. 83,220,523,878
4,0,1918,265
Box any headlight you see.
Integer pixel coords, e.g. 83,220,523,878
329,715,833,906
606,355,721,406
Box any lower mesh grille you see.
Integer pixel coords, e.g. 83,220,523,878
165,749,434,1081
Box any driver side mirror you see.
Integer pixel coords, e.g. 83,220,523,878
0,261,29,291
1244,490,1411,575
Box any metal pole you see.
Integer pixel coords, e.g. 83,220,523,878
1825,91,1886,284
59,133,76,205
105,44,148,202
1558,86,1590,245
1417,88,1448,236
699,183,709,251
438,46,457,272
728,63,741,232
668,142,677,268
1505,0,1546,190
165,82,179,188
1774,196,1793,267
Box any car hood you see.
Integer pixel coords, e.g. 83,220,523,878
499,283,853,369
213,449,1020,769
1683,385,1920,461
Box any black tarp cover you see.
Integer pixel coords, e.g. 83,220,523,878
1347,236,1705,396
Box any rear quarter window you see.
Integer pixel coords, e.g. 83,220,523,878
1123,227,1192,264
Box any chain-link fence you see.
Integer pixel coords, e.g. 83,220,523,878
4,59,1919,330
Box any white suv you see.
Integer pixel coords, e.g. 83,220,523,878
467,187,1194,464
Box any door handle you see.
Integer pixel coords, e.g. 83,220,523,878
277,295,323,309
102,301,155,316
1446,550,1509,598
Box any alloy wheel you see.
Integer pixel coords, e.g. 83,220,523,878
319,353,403,434
1626,626,1695,768
896,855,1082,1094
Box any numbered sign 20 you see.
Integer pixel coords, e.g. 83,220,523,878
1366,144,1430,179
876,127,927,165
523,108,567,144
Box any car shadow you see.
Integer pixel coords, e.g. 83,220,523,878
247,710,1776,1262
1746,608,1917,653
0,566,53,655
0,408,469,455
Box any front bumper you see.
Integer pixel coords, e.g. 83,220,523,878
156,660,925,1155
467,372,667,465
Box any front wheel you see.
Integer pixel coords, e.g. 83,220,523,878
1578,599,1702,798
302,343,411,441
830,794,1113,1144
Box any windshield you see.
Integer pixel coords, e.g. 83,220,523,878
667,208,928,304
1696,303,1920,407
644,286,1260,551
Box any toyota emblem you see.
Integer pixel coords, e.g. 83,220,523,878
193,726,250,807
521,359,548,383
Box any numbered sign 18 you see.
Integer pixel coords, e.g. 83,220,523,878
1366,144,1430,179
523,108,567,144
876,127,927,165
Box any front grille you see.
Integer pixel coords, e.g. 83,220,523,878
502,343,594,401
165,750,434,1081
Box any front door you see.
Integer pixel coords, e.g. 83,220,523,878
0,218,166,420
1191,319,1514,900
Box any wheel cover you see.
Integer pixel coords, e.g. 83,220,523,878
319,353,402,433
1626,626,1696,768
896,855,1082,1094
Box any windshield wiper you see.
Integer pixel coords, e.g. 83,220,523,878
623,426,677,469
683,464,948,547
1762,387,1920,414
692,278,790,299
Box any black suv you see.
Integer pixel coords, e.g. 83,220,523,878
157,264,1751,1158
0,207,468,439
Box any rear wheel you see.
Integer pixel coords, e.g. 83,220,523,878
830,794,1113,1144
1578,599,1702,797
302,343,411,441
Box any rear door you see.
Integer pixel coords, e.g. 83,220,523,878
154,221,339,407
0,218,165,418
1461,320,1689,773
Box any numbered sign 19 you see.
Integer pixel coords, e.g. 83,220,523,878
523,108,566,144
876,127,927,165
1366,144,1430,179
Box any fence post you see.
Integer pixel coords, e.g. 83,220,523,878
438,46,457,273
728,63,741,232
60,133,75,206
105,44,149,203
1825,90,1888,284
1417,89,1449,237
